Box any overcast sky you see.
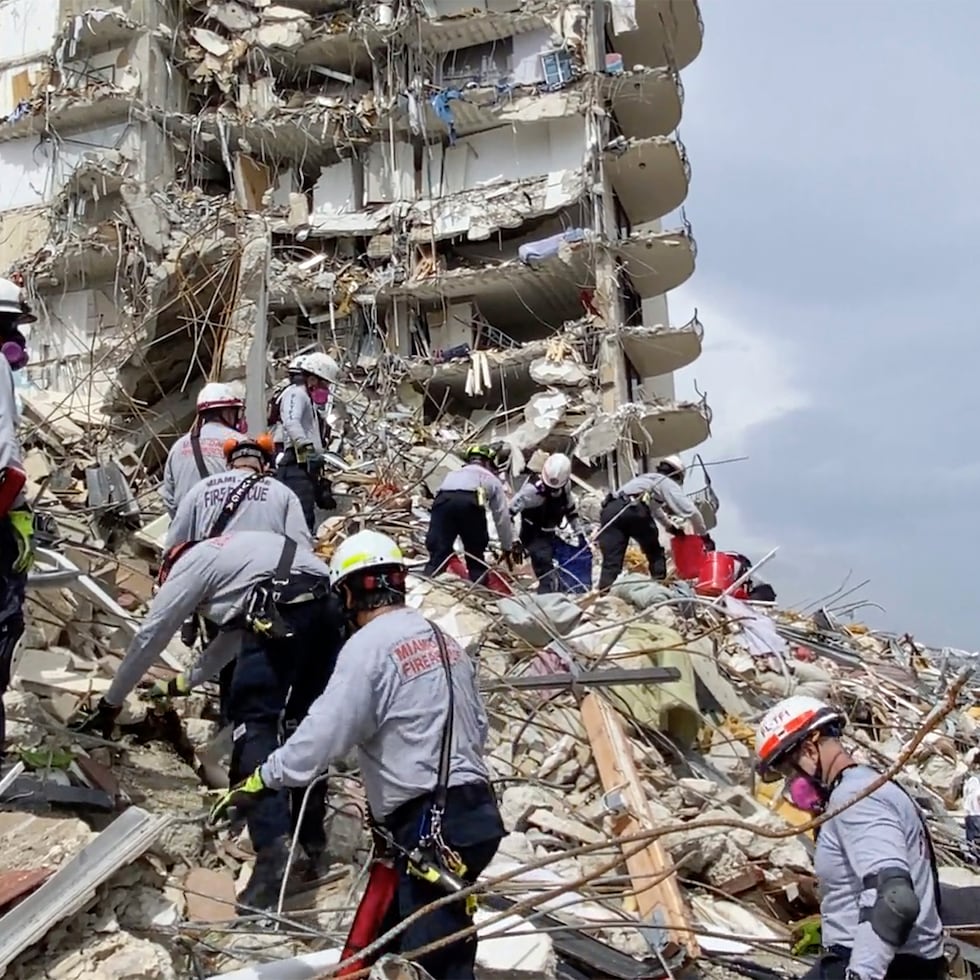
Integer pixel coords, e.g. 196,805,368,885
670,0,980,648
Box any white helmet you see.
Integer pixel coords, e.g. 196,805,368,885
659,454,686,481
287,354,308,373
755,695,844,780
303,352,339,384
329,529,405,589
541,452,572,489
196,381,243,413
0,277,29,319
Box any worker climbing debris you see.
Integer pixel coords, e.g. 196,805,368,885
210,530,504,980
755,696,947,980
268,354,311,456
72,530,347,911
276,352,339,531
0,277,34,760
423,442,518,585
597,454,707,590
160,383,246,518
509,452,584,593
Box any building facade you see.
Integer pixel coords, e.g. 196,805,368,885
0,0,711,504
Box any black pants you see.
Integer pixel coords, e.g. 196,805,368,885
276,452,317,532
380,782,504,980
597,495,665,591
521,523,560,594
227,581,343,853
424,491,489,585
0,518,26,756
803,945,946,979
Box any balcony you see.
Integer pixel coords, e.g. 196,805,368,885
614,224,697,299
418,6,549,52
603,69,684,140
605,135,690,226
619,315,703,378
576,397,712,460
609,0,704,73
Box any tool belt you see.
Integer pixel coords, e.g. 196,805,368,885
243,538,328,640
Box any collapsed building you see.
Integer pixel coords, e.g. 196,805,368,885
7,3,980,980
1,0,710,492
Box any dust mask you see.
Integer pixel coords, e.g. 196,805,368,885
311,387,329,406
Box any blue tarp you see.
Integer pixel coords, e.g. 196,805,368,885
553,536,592,594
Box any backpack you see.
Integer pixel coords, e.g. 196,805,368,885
266,380,290,428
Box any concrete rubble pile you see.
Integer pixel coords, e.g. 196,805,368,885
3,366,980,980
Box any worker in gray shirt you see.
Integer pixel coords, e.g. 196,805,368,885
166,434,311,549
210,530,504,980
596,454,706,591
755,696,946,980
276,352,338,531
0,278,35,757
424,442,517,585
161,382,246,517
72,531,346,911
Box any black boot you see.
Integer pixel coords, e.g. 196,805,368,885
236,836,289,914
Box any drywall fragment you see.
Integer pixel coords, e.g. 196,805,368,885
190,27,231,56
581,693,699,960
475,907,557,979
183,868,237,922
207,0,258,32
233,154,272,211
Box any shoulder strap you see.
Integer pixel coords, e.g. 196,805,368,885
208,472,267,538
428,622,455,813
190,432,209,479
896,783,943,918
273,536,298,586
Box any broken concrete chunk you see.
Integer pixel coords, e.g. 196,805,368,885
44,933,177,980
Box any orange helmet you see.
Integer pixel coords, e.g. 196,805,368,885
224,433,275,466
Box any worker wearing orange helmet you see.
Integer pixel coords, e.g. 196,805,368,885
754,696,945,980
166,434,311,549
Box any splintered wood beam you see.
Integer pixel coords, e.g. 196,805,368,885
580,692,700,962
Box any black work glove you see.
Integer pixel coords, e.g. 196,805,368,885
510,541,526,564
71,698,122,739
701,533,716,551
665,524,685,538
180,617,200,648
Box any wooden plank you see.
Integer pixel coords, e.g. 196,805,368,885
580,692,699,960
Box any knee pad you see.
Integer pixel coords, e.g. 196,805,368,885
861,868,920,947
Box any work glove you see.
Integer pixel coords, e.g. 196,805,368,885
179,617,200,648
510,541,525,564
8,508,34,574
140,674,191,703
208,768,275,827
791,914,822,955
70,698,122,740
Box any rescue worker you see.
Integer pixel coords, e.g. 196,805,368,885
424,443,517,585
596,454,706,591
509,452,583,593
165,433,312,726
0,278,35,756
755,696,946,980
269,354,309,456
276,352,339,532
72,531,346,910
161,382,246,517
209,530,505,980
165,434,311,549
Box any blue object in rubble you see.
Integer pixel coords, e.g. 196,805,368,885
553,536,592,594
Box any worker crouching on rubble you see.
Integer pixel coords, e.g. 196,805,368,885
0,278,36,757
597,455,706,591
210,530,505,980
161,382,246,517
509,452,583,593
276,351,339,532
755,696,946,980
73,530,347,911
424,442,519,585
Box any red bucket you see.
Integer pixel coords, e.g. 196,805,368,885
671,534,706,579
696,552,743,598
446,555,513,596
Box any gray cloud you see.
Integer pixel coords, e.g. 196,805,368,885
674,0,980,646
